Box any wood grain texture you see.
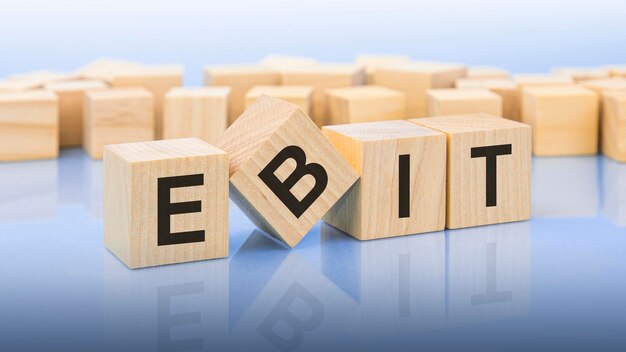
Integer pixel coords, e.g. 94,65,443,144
355,54,411,84
410,114,531,229
83,88,154,159
375,61,467,118
602,91,626,162
455,78,520,121
322,120,446,240
103,138,228,269
216,95,359,247
426,88,502,117
44,79,108,147
522,86,599,156
467,66,510,79
0,91,59,161
552,67,611,82
203,65,280,126
279,63,366,126
325,85,406,125
110,65,183,139
245,85,313,115
163,87,230,144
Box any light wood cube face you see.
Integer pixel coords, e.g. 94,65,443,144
260,54,319,70
523,86,599,156
83,88,155,160
325,85,406,125
410,114,531,229
602,92,626,162
163,87,230,144
244,85,313,115
427,88,502,117
217,95,359,248
204,65,280,126
354,54,411,84
322,120,446,240
580,78,626,93
0,91,58,161
279,64,366,126
455,79,519,121
103,138,228,269
467,66,510,79
552,67,610,82
44,79,108,147
375,61,467,118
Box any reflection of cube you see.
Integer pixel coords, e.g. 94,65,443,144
323,120,446,240
522,86,598,156
602,158,626,226
456,79,519,121
104,138,228,269
0,91,58,161
245,85,313,116
602,92,626,162
467,66,510,79
427,88,502,117
0,159,58,220
325,85,405,125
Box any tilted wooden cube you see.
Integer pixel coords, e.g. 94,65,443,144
217,95,359,247
322,120,446,240
83,88,154,159
375,61,467,118
104,138,228,269
426,88,502,117
552,67,610,82
456,78,520,121
522,86,599,156
410,114,531,229
467,66,510,79
204,65,280,126
602,91,626,162
0,91,58,161
109,65,183,139
355,54,411,84
325,85,406,125
163,87,230,144
44,79,108,147
279,63,366,126
245,85,313,116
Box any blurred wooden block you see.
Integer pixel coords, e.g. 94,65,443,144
0,91,58,161
467,66,510,79
260,54,318,70
245,85,313,115
280,63,366,126
410,114,531,229
110,65,183,139
426,88,502,117
322,120,446,240
325,85,405,125
522,86,598,156
44,80,108,147
103,138,228,269
602,91,626,162
217,95,359,248
163,87,230,144
456,78,519,121
204,65,280,126
580,78,626,93
552,67,611,82
75,58,144,82
608,65,626,77
514,74,574,122
375,61,467,118
355,54,411,84
83,88,154,159
6,70,76,89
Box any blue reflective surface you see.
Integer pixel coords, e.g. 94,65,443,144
0,149,625,351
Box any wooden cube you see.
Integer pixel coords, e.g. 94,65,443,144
6,70,76,89
279,64,366,126
522,86,599,156
75,58,144,82
410,114,531,229
163,87,230,144
514,74,574,121
216,95,359,248
0,91,58,161
103,138,228,269
83,88,154,159
260,54,318,70
204,65,280,126
608,65,626,77
427,88,502,117
355,54,411,84
44,79,108,147
455,78,520,121
375,61,467,118
322,120,446,240
110,65,183,139
602,91,626,162
552,67,611,82
325,85,406,125
580,78,626,93
467,66,510,79
244,85,313,115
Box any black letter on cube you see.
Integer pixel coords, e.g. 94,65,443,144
258,145,328,218
158,174,205,246
398,154,410,218
470,144,512,207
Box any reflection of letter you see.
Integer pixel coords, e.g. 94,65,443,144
471,144,512,207
471,243,512,305
157,174,204,246
257,282,324,351
398,254,410,317
157,282,204,352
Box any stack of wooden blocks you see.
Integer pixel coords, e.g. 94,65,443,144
1,55,625,269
